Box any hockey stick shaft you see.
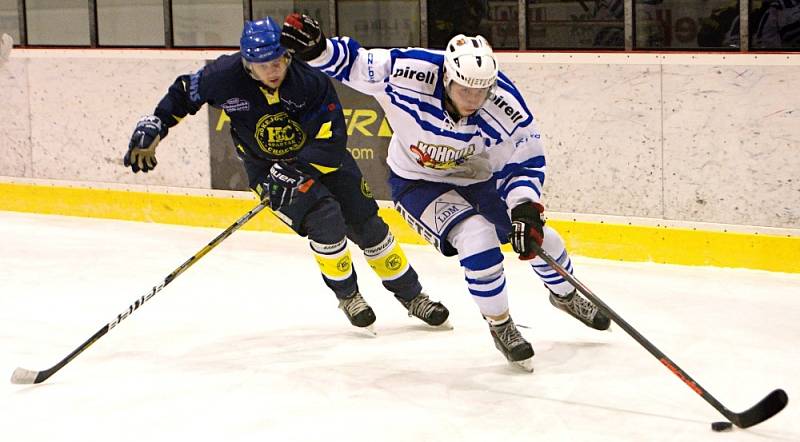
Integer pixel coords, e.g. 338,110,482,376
532,244,787,428
11,201,268,384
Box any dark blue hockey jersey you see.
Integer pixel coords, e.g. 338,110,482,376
153,53,348,175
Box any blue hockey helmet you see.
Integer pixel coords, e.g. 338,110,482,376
240,17,286,63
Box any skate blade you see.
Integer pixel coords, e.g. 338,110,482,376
433,319,454,330
511,358,534,373
357,323,377,337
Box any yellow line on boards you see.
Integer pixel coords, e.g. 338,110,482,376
0,182,292,234
1,182,797,273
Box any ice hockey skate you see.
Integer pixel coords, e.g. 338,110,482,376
488,316,534,372
397,292,452,329
549,289,610,331
338,291,377,335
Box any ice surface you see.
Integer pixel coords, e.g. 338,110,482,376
1,211,798,441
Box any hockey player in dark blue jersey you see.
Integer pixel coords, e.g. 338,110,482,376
122,17,450,333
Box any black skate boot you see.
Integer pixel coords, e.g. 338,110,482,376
396,292,451,328
338,291,377,332
549,289,610,330
488,316,534,371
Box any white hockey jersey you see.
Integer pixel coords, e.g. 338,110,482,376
309,37,547,208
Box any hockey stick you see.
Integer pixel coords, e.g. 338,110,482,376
532,244,788,429
11,200,269,384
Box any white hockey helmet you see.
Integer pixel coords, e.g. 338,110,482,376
443,34,498,89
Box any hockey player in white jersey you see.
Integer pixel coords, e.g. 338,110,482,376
282,14,610,371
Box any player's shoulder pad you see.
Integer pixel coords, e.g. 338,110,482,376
281,59,333,111
483,71,533,135
388,48,443,96
187,53,245,102
200,53,246,81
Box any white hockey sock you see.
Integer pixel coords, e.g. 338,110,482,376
530,225,575,296
449,215,510,317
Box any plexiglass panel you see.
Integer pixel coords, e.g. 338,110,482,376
27,0,90,45
173,0,242,47
98,0,165,46
337,0,420,47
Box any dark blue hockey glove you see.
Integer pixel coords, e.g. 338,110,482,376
124,115,164,173
262,162,314,211
509,202,546,260
281,13,326,61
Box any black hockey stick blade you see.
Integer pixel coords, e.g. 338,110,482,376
729,388,788,429
529,243,789,429
11,326,109,384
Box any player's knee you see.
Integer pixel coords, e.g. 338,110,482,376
304,197,346,244
347,214,389,249
448,215,501,258
460,248,504,278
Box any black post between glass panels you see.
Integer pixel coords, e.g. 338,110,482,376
88,0,98,47
16,0,27,45
164,0,173,48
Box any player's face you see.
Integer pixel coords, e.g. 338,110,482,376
249,54,290,89
446,82,492,116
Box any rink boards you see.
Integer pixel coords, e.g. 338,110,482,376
1,50,798,273
1,180,797,273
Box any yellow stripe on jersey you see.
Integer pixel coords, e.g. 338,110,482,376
313,249,353,281
315,121,333,139
309,163,338,174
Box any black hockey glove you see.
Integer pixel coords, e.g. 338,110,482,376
281,13,326,61
262,162,314,211
124,115,165,173
509,202,546,260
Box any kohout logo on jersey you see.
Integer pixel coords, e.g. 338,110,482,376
410,141,476,170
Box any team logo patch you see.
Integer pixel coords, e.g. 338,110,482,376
385,254,403,271
254,112,306,157
337,255,352,273
281,97,306,112
410,141,476,170
433,201,471,232
221,97,250,113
